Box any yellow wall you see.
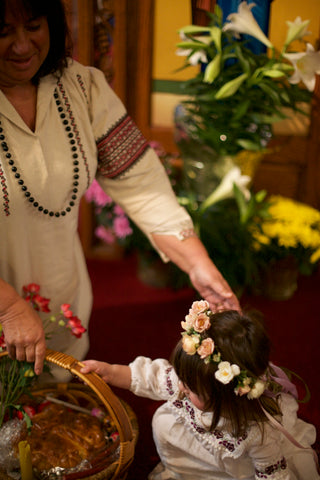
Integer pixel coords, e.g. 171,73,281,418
153,0,196,81
151,0,320,128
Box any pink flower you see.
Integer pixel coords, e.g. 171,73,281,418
85,180,112,207
95,225,115,244
113,204,125,216
197,338,214,359
0,331,6,350
22,284,51,312
235,385,251,396
66,316,87,338
190,300,210,316
91,407,105,419
182,334,200,355
149,140,166,157
61,304,74,318
34,294,51,313
23,283,40,294
113,216,133,239
181,312,197,331
193,312,211,333
25,293,51,313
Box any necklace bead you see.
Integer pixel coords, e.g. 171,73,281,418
0,86,87,218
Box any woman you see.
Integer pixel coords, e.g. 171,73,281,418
0,0,239,379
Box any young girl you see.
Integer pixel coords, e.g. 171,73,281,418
81,301,319,480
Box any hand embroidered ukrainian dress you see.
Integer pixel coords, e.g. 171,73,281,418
129,356,319,480
0,59,192,379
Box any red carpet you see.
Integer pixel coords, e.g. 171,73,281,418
86,254,320,480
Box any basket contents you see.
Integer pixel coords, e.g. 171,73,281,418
0,396,120,479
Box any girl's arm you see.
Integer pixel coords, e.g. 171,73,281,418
80,360,131,390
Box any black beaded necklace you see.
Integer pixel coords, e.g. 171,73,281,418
0,86,86,218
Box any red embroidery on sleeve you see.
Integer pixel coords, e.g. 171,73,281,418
97,114,149,178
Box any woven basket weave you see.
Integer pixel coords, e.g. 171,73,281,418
0,349,138,480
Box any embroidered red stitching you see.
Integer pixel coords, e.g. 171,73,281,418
76,74,88,103
97,114,149,178
57,81,91,188
0,163,9,216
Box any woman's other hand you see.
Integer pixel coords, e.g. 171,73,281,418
0,280,46,375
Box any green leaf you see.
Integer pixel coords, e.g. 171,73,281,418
176,41,208,50
258,82,282,103
233,184,248,224
215,73,248,99
232,99,251,121
262,70,286,78
178,25,211,35
204,54,221,83
234,44,251,75
209,26,222,51
236,139,261,151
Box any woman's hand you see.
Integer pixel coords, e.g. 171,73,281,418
0,280,46,375
152,234,241,312
188,255,240,312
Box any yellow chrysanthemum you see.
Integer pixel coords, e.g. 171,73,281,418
252,195,320,265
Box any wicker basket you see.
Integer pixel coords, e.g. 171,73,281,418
0,349,139,480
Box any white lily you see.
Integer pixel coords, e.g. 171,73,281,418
176,32,211,66
200,166,251,213
284,43,320,91
284,17,311,48
222,1,273,50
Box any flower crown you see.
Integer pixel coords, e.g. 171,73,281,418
181,300,266,399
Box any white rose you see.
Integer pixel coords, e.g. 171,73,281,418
247,380,266,399
215,361,240,384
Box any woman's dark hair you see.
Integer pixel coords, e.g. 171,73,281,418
172,310,281,438
0,0,72,80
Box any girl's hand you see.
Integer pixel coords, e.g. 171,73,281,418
81,360,132,389
80,359,114,383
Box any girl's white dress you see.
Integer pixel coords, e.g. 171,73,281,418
129,356,319,480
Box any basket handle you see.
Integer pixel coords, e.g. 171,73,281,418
0,349,134,444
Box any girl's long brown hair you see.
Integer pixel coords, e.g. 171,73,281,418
172,310,281,438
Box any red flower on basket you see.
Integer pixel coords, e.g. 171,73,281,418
0,283,86,350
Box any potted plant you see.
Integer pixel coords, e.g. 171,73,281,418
174,2,319,195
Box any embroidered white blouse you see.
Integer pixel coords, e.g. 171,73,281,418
129,356,319,480
0,60,192,372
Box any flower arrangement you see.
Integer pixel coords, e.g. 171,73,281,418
251,195,320,275
0,283,86,428
175,1,319,157
181,300,267,398
85,180,133,246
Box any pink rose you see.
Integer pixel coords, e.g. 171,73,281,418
182,334,200,355
190,300,210,316
193,312,211,333
235,385,251,396
181,312,197,331
197,338,214,359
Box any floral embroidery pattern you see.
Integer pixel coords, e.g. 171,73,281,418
169,380,249,456
97,114,149,178
255,457,287,478
165,367,175,395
